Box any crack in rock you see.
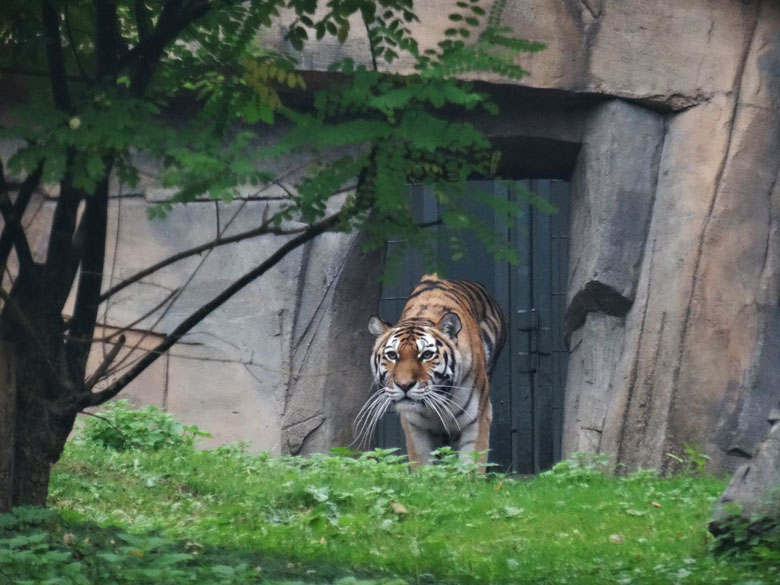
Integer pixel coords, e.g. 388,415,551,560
565,281,633,338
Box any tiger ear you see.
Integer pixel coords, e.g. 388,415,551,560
368,315,391,337
437,312,461,339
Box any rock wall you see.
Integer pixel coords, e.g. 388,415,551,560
710,403,780,537
553,1,780,472
442,0,778,473
1,172,381,452
3,0,779,471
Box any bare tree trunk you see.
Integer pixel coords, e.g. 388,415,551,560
0,268,78,509
0,341,16,513
0,340,75,509
12,388,74,507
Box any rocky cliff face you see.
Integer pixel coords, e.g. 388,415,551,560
281,0,780,472
548,0,780,473
3,1,778,474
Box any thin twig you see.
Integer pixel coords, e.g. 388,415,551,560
98,217,310,302
363,13,379,72
84,334,125,390
101,200,250,376
418,219,442,229
101,287,180,342
77,411,130,442
75,211,344,409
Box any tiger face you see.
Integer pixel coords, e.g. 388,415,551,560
367,313,463,416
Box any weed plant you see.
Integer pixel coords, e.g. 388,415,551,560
2,402,777,584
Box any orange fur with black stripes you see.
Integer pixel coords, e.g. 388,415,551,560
360,274,506,467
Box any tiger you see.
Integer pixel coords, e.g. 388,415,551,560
359,273,507,467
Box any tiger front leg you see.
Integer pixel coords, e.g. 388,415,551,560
455,400,492,469
400,416,437,467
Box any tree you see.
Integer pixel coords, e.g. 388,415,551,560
0,0,542,511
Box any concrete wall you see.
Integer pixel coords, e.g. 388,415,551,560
3,0,779,472
271,0,780,471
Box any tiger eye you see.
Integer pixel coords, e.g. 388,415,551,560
385,350,398,361
421,350,435,361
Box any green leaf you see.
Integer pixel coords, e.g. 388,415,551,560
211,565,236,578
337,20,350,43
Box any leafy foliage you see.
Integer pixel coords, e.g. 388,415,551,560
1,506,387,585
1,0,545,270
538,451,612,485
273,0,546,267
0,0,549,509
666,443,713,477
36,407,778,585
75,400,210,452
711,512,780,572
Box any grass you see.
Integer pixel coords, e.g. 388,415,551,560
2,403,778,584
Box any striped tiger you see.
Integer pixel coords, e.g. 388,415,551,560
358,273,507,467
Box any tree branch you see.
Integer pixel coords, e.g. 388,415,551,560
417,219,443,229
115,0,181,70
134,0,152,42
85,287,180,341
363,14,379,72
126,0,213,97
84,334,125,390
0,162,43,278
95,0,120,80
98,214,313,303
65,173,110,379
74,211,344,409
120,0,248,96
41,0,72,111
42,158,84,312
64,0,89,81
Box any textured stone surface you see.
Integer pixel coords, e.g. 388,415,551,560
596,97,737,471
672,1,780,471
269,0,757,110
562,313,625,456
2,0,779,473
592,3,780,473
281,231,383,455
711,408,780,535
565,100,664,335
166,347,282,451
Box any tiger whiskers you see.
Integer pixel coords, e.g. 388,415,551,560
423,395,454,436
428,386,475,416
352,389,386,445
424,392,462,433
428,383,476,394
360,393,392,449
352,387,392,449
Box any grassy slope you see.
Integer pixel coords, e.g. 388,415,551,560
24,441,773,585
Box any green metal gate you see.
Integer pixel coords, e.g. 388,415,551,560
374,180,569,473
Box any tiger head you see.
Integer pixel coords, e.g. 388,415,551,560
366,313,463,414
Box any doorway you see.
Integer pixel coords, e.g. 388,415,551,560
374,179,570,473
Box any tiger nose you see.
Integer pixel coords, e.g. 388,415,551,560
396,381,415,394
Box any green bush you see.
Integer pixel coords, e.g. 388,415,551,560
39,435,777,585
0,507,323,585
538,451,611,484
75,400,210,452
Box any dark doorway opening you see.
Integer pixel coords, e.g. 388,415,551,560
374,179,570,473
